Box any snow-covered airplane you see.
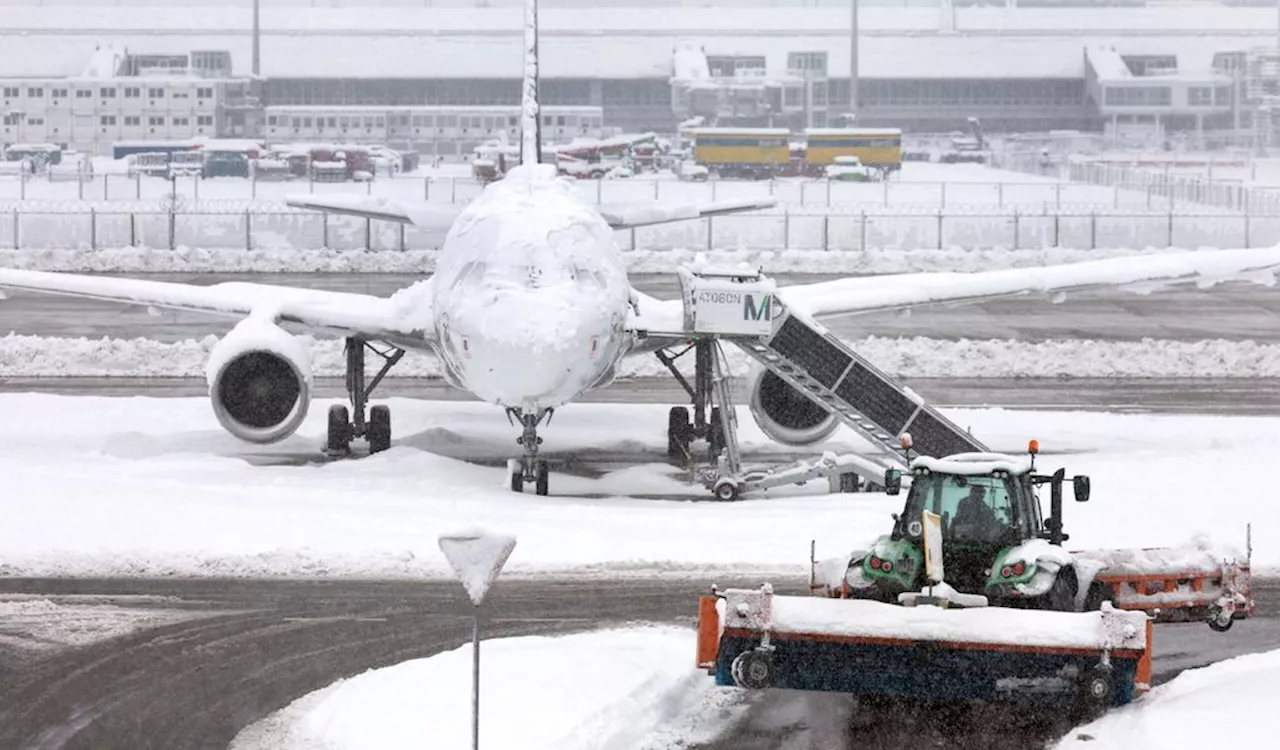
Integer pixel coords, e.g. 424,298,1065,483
2,0,1280,497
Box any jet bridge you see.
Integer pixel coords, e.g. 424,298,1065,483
673,266,987,500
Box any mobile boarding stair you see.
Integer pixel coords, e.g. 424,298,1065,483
673,265,988,500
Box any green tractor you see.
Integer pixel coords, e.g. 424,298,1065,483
846,445,1106,612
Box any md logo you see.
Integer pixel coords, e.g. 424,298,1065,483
743,294,774,321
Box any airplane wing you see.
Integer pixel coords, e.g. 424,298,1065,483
284,193,776,231
0,269,437,348
776,248,1280,320
624,248,1280,340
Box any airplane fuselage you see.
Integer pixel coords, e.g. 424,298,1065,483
430,164,633,413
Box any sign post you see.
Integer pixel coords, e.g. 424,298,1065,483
438,529,517,750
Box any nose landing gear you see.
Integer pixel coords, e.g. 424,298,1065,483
507,408,553,496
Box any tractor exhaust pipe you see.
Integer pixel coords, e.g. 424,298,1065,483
1049,467,1065,546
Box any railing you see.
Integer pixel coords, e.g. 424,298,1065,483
0,171,1199,212
1067,161,1280,216
2,208,1275,252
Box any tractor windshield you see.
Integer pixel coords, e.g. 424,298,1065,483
902,471,1018,545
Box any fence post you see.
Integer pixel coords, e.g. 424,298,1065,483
1053,213,1059,248
941,182,947,209
130,212,136,247
104,173,109,201
860,209,867,251
1244,207,1251,249
1167,211,1174,248
1113,184,1119,209
194,175,199,203
629,226,636,250
707,215,714,250
937,211,944,250
1055,183,1061,210
997,182,1003,207
365,217,372,250
1012,210,1019,250
712,180,717,201
12,209,18,249
825,179,831,207
451,178,457,203
78,174,84,201
399,222,406,252
136,174,141,200
19,172,25,201
245,210,252,250
822,215,829,251
424,177,430,200
1090,212,1096,249
883,179,889,207
169,210,176,251
783,209,790,250
367,178,373,196
1146,185,1152,210
322,213,329,249
90,208,97,250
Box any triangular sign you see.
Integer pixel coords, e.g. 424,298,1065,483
438,529,518,605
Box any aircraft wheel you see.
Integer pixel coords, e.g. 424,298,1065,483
509,462,523,493
535,461,550,496
368,405,392,454
838,473,861,493
667,406,691,459
708,407,726,456
326,405,352,454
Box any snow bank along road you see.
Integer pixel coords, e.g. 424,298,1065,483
6,272,1280,343
0,577,1276,750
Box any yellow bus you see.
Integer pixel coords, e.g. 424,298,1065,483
803,128,902,172
691,128,792,179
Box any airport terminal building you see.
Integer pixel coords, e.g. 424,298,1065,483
1,2,1278,155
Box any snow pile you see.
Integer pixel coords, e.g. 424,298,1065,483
0,245,1264,275
8,333,1280,379
230,627,736,750
0,396,1272,578
1054,649,1280,749
762,594,1146,650
1073,534,1247,577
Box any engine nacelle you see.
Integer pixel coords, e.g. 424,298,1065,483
747,363,840,446
206,317,313,444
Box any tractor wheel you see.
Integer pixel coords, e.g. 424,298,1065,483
1039,567,1078,612
1077,663,1114,715
1207,605,1234,632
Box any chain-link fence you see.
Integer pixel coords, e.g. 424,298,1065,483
1,208,1275,252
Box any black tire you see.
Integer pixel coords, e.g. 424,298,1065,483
1077,663,1114,714
1038,566,1078,612
730,650,773,690
368,405,392,454
667,406,691,459
535,461,549,496
1207,606,1234,632
326,404,351,453
839,473,860,493
1083,581,1113,612
713,480,739,502
707,407,726,457
510,467,523,493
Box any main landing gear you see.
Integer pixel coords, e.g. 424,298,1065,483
507,408,552,496
325,336,405,457
656,340,727,463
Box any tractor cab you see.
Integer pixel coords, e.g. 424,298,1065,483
858,442,1091,605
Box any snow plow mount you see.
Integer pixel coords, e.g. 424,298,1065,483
697,584,1154,711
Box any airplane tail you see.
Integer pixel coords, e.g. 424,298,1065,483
520,0,542,166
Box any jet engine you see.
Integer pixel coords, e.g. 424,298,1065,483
206,317,313,444
747,364,839,446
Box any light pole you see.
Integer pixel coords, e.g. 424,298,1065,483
849,0,859,119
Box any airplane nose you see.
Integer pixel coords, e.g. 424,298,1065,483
446,291,605,408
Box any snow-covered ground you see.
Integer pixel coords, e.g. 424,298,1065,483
0,395,1267,578
5,334,1280,379
0,596,204,652
230,627,736,750
1054,648,1280,749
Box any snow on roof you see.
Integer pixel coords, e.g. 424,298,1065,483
689,127,791,136
910,453,1033,475
806,128,902,136
0,7,1273,80
671,40,709,82
1087,46,1134,80
78,42,125,78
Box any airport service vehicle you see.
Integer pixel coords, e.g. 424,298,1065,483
695,444,1253,712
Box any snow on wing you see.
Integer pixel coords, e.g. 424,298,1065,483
777,248,1280,320
0,268,437,345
